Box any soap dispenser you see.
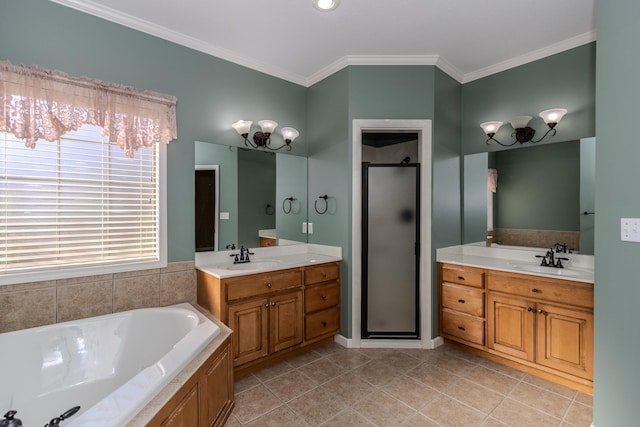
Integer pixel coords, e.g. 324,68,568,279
0,411,22,427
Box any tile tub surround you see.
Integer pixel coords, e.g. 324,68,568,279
0,261,197,333
492,228,580,252
226,342,594,426
436,245,594,283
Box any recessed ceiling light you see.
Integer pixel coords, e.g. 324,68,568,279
312,0,340,12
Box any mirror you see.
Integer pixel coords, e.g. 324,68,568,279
463,138,595,255
194,141,307,251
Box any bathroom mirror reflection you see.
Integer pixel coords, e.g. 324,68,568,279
194,141,307,251
463,137,595,255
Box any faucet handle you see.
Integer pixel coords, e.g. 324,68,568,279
536,254,549,266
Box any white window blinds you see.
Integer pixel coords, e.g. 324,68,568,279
0,125,162,280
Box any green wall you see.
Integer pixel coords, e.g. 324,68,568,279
238,150,276,248
0,0,307,262
594,2,640,425
276,154,308,244
493,141,580,231
461,43,596,155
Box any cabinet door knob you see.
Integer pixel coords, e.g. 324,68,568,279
531,288,539,293
457,325,465,331
264,303,270,308
538,309,547,315
322,321,327,327
322,295,327,300
527,307,533,312
457,299,465,303
271,302,276,306
266,283,272,288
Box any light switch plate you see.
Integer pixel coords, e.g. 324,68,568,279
220,212,230,220
308,223,313,234
302,222,307,233
621,218,640,242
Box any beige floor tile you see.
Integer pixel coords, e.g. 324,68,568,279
562,401,593,427
377,351,423,373
491,398,562,427
358,347,398,359
234,374,260,393
233,384,283,425
286,349,324,368
288,388,347,426
403,413,441,427
314,342,348,356
480,418,509,427
406,362,459,392
463,366,520,396
479,359,528,380
297,357,349,385
318,372,376,406
264,370,319,402
352,390,416,426
326,348,372,370
434,354,478,375
509,382,572,419
244,405,307,427
574,392,593,407
382,375,441,410
420,395,486,427
521,374,578,399
253,360,294,382
444,378,505,414
223,414,242,426
442,345,486,364
411,348,450,365
353,359,404,387
320,408,375,427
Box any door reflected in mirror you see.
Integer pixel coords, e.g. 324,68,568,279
194,141,308,251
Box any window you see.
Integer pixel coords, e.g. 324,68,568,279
0,124,167,285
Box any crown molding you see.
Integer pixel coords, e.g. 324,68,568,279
50,0,309,86
462,30,597,83
50,0,595,88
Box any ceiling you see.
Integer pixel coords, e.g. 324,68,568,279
51,0,597,87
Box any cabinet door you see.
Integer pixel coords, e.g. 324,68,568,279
269,290,303,353
487,294,535,361
161,383,200,427
200,344,234,427
228,298,269,366
536,303,594,380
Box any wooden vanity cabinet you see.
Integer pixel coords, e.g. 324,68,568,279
197,261,340,375
439,262,594,390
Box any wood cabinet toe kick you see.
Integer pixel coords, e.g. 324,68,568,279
438,262,594,394
197,261,341,376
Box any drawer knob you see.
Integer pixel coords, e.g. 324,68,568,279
457,276,465,280
264,303,269,308
457,325,466,331
531,288,539,293
322,321,327,327
527,307,533,312
266,283,272,288
271,302,276,306
322,295,327,301
538,309,547,315
322,273,327,278
457,299,465,304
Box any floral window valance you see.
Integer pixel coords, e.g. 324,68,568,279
0,60,177,157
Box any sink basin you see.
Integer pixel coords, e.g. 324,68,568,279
511,263,581,277
225,260,282,271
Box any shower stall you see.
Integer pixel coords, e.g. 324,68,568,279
361,162,420,339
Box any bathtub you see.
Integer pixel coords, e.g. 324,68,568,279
0,303,220,426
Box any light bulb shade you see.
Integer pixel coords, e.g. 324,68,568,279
313,0,339,11
258,120,278,134
232,120,252,136
480,121,503,136
509,115,532,130
281,127,299,143
539,108,567,125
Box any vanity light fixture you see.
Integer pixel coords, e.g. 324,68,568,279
312,0,340,12
480,108,567,147
231,120,299,151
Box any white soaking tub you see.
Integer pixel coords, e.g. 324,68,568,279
0,303,220,426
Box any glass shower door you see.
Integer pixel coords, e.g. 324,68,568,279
362,163,420,338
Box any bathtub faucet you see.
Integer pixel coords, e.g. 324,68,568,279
44,406,80,427
1,410,22,427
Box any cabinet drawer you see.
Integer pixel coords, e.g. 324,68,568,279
305,306,340,340
441,283,484,317
441,265,484,288
305,282,339,313
487,274,593,309
226,270,302,301
305,263,339,285
441,309,484,345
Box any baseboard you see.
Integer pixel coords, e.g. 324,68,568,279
334,334,445,349
334,334,351,348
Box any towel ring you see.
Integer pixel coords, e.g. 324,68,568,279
265,204,275,216
282,197,295,214
315,195,329,215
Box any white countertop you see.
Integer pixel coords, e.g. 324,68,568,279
195,244,342,279
436,245,594,284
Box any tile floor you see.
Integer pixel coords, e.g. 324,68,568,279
225,343,593,427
